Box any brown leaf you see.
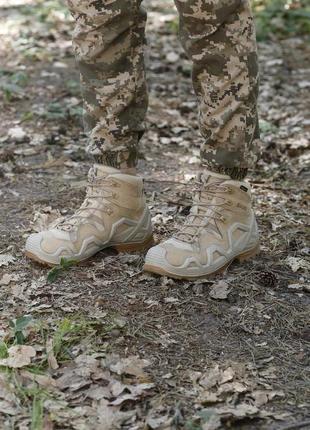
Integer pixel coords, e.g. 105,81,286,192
209,281,230,300
106,355,151,379
0,345,36,368
46,339,58,370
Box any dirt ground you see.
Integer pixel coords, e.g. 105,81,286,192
0,0,309,429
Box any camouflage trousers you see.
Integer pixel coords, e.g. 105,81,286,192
67,0,260,179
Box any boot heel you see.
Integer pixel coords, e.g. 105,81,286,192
113,235,155,253
236,243,260,262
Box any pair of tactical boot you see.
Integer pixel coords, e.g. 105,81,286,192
25,165,259,279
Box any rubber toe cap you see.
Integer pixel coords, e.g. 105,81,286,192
145,245,167,267
25,232,44,256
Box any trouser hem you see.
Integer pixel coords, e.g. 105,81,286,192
202,163,248,180
93,148,138,169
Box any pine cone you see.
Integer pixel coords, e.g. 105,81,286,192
256,271,278,288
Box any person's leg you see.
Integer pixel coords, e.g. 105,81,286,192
25,0,153,265
144,0,260,279
68,0,148,171
176,0,260,179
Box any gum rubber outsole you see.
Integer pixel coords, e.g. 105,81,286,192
25,235,155,267
143,243,260,280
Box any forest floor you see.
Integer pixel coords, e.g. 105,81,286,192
0,0,309,429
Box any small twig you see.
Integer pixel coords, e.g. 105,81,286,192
279,420,310,430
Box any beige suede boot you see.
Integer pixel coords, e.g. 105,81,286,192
144,170,259,279
25,165,153,265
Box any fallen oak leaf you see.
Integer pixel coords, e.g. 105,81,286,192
146,415,173,429
209,281,230,300
199,365,221,389
0,345,36,368
215,403,259,418
286,257,310,273
97,398,136,429
20,370,57,389
0,274,14,286
105,354,151,379
0,254,15,267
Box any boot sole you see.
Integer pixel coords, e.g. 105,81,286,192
25,234,155,267
143,243,260,280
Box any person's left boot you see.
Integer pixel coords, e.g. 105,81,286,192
25,165,153,266
144,170,259,279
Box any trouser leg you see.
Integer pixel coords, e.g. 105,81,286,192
174,0,260,180
66,0,148,168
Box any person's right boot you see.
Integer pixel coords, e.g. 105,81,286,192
25,165,153,266
144,170,259,279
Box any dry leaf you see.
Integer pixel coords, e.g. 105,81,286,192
199,391,219,404
97,398,135,429
0,400,18,416
46,338,59,370
286,257,310,272
199,366,221,389
107,355,151,378
218,381,247,394
219,367,234,384
20,370,57,388
202,414,222,430
0,254,15,267
0,274,13,286
146,415,172,429
209,281,230,300
86,385,111,400
215,403,259,418
251,389,285,407
0,345,36,368
8,126,27,141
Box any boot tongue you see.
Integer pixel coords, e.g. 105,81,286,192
176,171,230,242
89,164,120,180
191,170,230,215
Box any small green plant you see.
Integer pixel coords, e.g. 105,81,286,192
9,315,33,345
0,341,8,359
31,394,44,430
52,318,74,359
47,257,77,283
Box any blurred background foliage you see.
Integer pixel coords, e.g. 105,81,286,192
252,0,310,40
5,0,310,41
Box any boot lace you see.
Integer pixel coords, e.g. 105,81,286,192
56,175,118,231
174,181,231,243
